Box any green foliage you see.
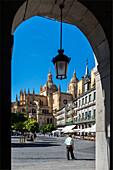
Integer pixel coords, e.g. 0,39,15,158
13,122,25,132
40,129,43,133
41,124,57,132
11,112,28,125
11,113,39,134
25,119,39,133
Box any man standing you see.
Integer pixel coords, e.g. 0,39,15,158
64,134,75,160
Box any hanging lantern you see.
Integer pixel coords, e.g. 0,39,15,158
52,4,71,80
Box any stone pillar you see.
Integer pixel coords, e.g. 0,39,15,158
94,64,110,170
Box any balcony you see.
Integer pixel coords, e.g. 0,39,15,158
66,121,73,125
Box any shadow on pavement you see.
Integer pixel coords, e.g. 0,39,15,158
74,158,95,161
11,142,61,148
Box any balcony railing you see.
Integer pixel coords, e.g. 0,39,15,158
66,121,73,125
73,117,95,123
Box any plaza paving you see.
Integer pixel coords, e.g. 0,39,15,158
11,135,95,170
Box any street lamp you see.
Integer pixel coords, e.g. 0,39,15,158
52,4,71,80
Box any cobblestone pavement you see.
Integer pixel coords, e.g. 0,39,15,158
11,135,95,170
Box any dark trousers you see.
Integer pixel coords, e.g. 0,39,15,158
66,145,74,160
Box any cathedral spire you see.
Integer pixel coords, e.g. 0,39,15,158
33,88,35,95
58,83,61,92
40,84,42,91
28,88,30,94
49,68,51,74
20,89,22,95
73,70,76,78
24,88,26,94
47,69,53,83
16,94,18,102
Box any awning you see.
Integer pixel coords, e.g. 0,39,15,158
73,129,82,132
79,124,96,133
64,128,81,134
79,128,91,133
89,124,96,133
62,125,76,133
57,127,64,131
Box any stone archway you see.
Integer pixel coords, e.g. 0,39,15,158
11,1,110,169
0,1,111,170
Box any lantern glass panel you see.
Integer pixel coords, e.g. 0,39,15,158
57,61,66,75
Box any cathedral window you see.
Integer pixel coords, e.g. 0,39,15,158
50,118,52,124
47,118,49,124
22,108,25,112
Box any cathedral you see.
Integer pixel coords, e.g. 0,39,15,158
11,69,76,129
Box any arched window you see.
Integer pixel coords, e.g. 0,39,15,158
50,118,52,124
47,118,49,124
22,108,25,112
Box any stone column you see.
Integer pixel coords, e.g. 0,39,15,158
94,63,110,170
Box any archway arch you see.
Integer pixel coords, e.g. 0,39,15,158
11,1,110,170
3,1,109,170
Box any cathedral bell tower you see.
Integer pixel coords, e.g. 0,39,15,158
67,70,78,98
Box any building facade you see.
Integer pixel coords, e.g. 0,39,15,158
55,61,96,133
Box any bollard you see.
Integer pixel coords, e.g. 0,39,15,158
22,136,23,143
24,135,25,142
20,136,21,143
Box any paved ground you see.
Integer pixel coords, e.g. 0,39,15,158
11,135,95,170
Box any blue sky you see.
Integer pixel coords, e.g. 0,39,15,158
11,16,95,102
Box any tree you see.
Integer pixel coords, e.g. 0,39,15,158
25,119,39,134
11,112,28,136
41,124,57,133
11,112,28,126
13,122,25,133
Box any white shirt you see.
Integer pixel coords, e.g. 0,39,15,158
65,137,73,146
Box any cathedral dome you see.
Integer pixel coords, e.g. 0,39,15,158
42,69,58,91
43,82,57,90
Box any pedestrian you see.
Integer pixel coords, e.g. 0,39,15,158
49,132,50,137
51,132,53,137
64,134,75,160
